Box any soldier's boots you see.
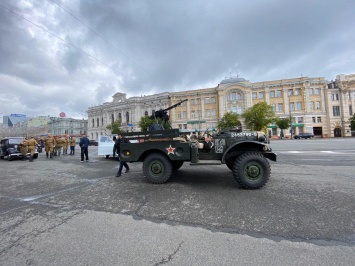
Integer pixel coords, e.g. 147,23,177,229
69,151,72,155
46,152,49,158
50,153,53,159
29,156,34,162
22,156,27,161
58,151,61,156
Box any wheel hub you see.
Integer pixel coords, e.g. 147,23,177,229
151,162,163,175
245,164,261,179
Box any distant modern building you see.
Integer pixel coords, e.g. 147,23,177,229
2,114,28,127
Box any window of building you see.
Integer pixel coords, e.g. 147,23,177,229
230,92,236,101
178,112,181,119
270,91,275,98
180,101,187,106
206,109,210,117
333,106,340,116
237,106,242,114
271,104,276,112
126,112,129,123
309,102,315,110
92,119,94,127
118,113,122,120
309,88,313,95
316,101,321,110
317,117,322,123
331,93,339,101
191,110,195,118
312,117,316,123
190,99,195,105
288,89,293,96
297,117,303,123
277,103,283,112
205,98,210,104
211,109,216,117
101,117,104,126
314,88,319,95
294,89,300,95
252,92,257,99
277,90,282,97
111,113,114,123
97,118,99,127
211,97,216,103
178,124,182,129
196,98,200,104
144,111,148,116
296,102,302,110
182,111,187,118
259,92,264,99
290,102,295,111
349,105,353,116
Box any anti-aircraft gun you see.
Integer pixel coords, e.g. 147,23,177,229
149,99,188,130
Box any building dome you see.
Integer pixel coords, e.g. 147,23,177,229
220,77,246,84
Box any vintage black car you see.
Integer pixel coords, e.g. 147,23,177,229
89,139,98,146
0,137,39,161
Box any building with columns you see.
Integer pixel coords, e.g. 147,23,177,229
86,73,355,140
87,92,170,140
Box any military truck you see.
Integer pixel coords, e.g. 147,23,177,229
120,128,277,189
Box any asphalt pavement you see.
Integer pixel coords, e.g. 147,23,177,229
1,139,355,265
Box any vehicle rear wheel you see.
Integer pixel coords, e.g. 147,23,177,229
0,155,4,159
143,153,172,184
172,161,184,171
233,152,270,189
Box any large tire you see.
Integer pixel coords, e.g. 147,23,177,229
172,161,184,171
143,153,173,184
8,154,12,161
233,152,270,189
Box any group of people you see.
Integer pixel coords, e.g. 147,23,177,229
20,132,129,177
20,136,40,162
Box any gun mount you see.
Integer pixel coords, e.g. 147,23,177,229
150,99,188,122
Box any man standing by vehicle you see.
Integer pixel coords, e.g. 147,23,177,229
44,133,56,159
20,137,28,161
79,134,90,162
27,136,38,162
115,134,129,177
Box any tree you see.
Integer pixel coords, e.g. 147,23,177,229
348,113,355,130
242,102,275,131
106,119,123,134
217,112,241,131
275,117,292,139
138,116,170,131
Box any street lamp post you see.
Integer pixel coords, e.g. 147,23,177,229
288,89,294,139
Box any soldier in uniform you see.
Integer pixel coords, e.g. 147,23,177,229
20,137,28,161
63,135,69,155
44,133,56,159
55,136,64,156
69,135,76,155
27,136,38,162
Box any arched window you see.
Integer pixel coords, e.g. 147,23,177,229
152,110,155,115
118,113,122,120
92,119,94,127
145,111,148,116
96,118,99,127
126,112,129,123
111,113,114,124
101,117,104,126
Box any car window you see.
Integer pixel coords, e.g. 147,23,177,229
99,136,114,143
9,138,22,144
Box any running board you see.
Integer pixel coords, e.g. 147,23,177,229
190,160,221,166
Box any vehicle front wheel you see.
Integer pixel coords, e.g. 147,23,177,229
8,154,12,161
233,152,270,189
143,153,172,184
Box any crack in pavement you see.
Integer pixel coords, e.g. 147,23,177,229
154,240,184,265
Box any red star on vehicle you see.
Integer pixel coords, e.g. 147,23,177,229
166,145,175,155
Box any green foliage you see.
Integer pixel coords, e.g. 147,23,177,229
242,102,276,131
106,119,123,134
348,113,355,130
275,117,292,139
217,112,241,130
138,116,170,131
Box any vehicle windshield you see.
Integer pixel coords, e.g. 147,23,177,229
8,138,22,144
99,136,114,143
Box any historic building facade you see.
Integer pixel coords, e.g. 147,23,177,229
86,73,355,140
47,117,88,136
87,92,170,140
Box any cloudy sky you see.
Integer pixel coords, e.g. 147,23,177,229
0,0,354,119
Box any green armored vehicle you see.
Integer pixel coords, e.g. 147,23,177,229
120,127,276,189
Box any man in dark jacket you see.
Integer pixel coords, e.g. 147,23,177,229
115,134,129,177
79,134,90,162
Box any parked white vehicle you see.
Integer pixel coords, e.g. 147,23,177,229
98,135,115,158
